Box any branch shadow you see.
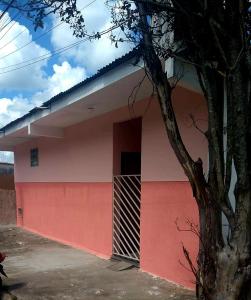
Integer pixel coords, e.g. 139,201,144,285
4,282,26,291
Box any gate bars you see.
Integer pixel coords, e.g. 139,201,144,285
112,175,141,261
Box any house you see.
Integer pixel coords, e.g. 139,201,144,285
0,49,207,288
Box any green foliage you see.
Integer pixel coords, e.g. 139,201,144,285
0,0,86,37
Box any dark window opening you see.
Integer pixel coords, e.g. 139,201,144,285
121,152,141,175
30,148,39,167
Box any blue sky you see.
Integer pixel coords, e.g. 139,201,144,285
0,0,132,162
0,0,131,127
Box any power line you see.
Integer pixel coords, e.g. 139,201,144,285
0,11,22,46
0,15,10,29
0,39,87,74
0,0,15,27
0,28,26,50
1,21,122,71
0,21,64,61
0,17,17,41
0,22,124,75
0,11,20,33
0,0,97,60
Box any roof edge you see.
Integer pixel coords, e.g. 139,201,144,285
1,47,142,133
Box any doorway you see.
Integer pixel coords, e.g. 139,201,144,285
113,118,142,262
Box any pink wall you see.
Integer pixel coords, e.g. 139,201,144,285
142,87,208,181
14,115,114,183
140,181,198,288
16,182,112,258
14,87,207,183
14,86,207,288
14,101,144,183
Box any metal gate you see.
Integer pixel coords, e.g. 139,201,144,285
112,175,141,262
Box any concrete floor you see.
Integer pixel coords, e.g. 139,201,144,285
0,226,196,300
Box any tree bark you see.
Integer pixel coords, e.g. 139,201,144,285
134,1,251,299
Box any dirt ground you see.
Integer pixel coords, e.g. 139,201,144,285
0,226,196,300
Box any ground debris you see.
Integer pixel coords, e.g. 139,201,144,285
0,226,196,300
1,291,17,300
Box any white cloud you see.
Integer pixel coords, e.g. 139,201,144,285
0,4,130,159
0,98,11,114
0,12,50,91
0,2,130,128
50,0,132,73
0,61,86,127
0,96,34,127
32,61,86,104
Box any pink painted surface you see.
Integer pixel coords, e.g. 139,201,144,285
140,181,198,288
14,87,207,183
13,86,206,287
14,116,114,183
14,99,147,183
142,88,207,181
16,182,113,257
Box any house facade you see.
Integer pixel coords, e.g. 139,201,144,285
0,50,207,288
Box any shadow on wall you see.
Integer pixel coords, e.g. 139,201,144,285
0,163,16,225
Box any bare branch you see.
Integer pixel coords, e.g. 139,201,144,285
189,114,207,137
209,18,229,68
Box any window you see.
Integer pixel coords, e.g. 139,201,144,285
30,148,39,167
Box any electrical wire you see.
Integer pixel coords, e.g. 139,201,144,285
0,17,17,41
0,39,87,74
0,15,9,29
0,11,19,33
0,0,15,28
0,21,124,75
0,0,97,60
0,28,26,50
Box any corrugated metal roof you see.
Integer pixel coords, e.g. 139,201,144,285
0,47,142,132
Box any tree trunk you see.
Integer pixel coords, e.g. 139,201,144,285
135,3,251,299
195,191,251,300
